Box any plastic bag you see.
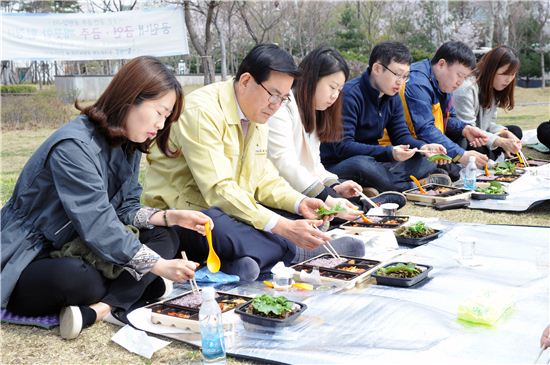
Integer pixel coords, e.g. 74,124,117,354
457,290,515,326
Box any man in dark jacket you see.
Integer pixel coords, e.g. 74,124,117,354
401,41,489,173
321,42,448,192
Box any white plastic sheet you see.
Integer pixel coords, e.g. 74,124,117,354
154,222,549,364
468,163,550,211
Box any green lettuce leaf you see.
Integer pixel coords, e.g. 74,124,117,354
251,294,294,316
315,202,344,218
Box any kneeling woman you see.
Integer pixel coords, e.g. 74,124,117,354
454,45,523,159
1,56,212,339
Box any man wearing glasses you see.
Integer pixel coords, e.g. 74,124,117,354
400,41,489,178
321,42,448,193
143,44,364,282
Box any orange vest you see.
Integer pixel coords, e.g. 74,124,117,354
378,84,446,146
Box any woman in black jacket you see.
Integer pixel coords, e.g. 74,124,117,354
1,56,212,339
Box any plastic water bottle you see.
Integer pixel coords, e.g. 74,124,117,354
199,287,226,364
463,156,477,190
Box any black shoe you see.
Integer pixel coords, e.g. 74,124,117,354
141,276,173,302
110,307,131,326
419,173,452,186
364,191,407,210
362,187,380,197
434,168,449,176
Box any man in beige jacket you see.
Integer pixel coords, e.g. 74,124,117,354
144,44,364,281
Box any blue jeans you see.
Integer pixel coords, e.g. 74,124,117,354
325,154,437,192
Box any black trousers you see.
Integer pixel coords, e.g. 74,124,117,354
325,154,438,192
175,207,296,276
538,121,550,149
7,227,182,316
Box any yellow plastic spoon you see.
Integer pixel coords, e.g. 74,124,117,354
409,175,427,194
205,221,221,273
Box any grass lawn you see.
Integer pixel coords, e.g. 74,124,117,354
0,86,549,364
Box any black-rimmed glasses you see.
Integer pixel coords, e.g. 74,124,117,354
258,82,291,105
378,63,410,83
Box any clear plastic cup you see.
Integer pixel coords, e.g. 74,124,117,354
273,274,292,289
459,240,476,261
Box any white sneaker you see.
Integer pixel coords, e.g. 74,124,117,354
160,278,173,299
59,306,82,340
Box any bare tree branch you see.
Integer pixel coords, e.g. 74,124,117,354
237,2,259,43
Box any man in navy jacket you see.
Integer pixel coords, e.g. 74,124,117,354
321,42,447,192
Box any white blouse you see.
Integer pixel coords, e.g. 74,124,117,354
267,91,339,197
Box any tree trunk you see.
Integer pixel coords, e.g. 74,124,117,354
183,1,218,85
541,51,546,89
201,56,216,85
238,2,259,44
296,1,304,57
203,2,216,84
494,0,509,45
1,61,17,85
37,62,42,90
215,19,227,81
226,3,234,76
535,0,549,89
485,2,494,47
439,0,449,44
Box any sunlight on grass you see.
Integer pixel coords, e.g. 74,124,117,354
514,87,550,103
498,104,550,129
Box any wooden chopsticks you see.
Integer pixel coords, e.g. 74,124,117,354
181,251,200,294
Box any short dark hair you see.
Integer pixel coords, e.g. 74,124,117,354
235,43,301,83
76,56,183,157
295,46,350,142
431,41,476,69
475,45,519,111
368,42,412,69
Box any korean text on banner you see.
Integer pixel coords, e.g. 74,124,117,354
2,6,189,61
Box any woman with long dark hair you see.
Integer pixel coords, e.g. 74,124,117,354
455,46,523,159
1,56,211,339
268,46,405,218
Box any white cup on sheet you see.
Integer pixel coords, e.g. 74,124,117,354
273,274,293,289
380,203,398,216
459,240,476,263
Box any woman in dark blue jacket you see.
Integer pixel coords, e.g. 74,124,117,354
1,56,212,339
